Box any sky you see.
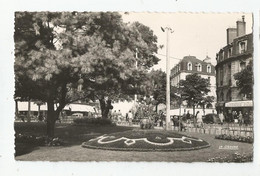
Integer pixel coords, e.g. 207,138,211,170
122,13,253,72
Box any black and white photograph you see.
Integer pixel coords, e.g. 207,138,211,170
13,12,254,162
0,0,260,175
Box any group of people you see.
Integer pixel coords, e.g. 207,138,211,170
110,110,134,125
220,110,253,126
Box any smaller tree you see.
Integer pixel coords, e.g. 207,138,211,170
178,73,210,118
234,60,253,99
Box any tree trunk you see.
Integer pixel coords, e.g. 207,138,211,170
99,98,113,119
155,104,158,113
27,99,31,122
46,100,57,138
193,105,196,125
15,99,18,119
38,104,41,118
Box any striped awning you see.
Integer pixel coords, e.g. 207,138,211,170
225,100,253,107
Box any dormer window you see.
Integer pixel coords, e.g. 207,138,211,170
187,62,192,71
228,48,232,58
207,65,211,73
197,63,202,72
239,40,247,54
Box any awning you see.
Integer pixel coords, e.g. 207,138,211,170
18,102,47,111
18,101,95,112
225,100,253,108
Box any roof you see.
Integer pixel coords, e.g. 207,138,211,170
18,102,47,111
182,56,210,65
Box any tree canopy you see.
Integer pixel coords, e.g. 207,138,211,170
234,60,253,99
14,12,160,137
178,73,211,116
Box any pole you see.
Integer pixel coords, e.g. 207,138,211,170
134,48,138,113
166,28,171,130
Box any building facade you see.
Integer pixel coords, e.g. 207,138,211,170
170,55,216,115
215,16,253,118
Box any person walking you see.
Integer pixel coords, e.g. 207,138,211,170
128,110,133,126
219,112,225,125
238,111,243,126
196,111,203,128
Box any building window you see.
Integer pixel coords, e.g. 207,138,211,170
196,63,202,72
221,92,224,101
207,65,211,73
220,67,223,86
208,77,211,84
226,90,232,101
187,62,192,70
239,41,247,54
240,61,246,70
228,48,232,58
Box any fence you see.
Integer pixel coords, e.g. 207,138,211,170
172,123,253,136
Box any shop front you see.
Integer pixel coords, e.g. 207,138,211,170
224,100,253,123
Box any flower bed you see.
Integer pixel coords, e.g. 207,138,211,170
82,129,210,151
15,133,64,146
215,134,253,143
208,152,253,162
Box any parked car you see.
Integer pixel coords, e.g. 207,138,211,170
203,113,220,124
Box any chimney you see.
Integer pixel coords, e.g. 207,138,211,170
226,28,237,44
236,15,246,37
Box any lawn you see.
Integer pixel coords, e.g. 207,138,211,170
14,122,253,162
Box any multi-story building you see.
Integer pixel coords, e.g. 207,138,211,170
170,55,216,115
215,16,253,117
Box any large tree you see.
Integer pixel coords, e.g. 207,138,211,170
234,60,253,99
178,73,211,117
14,12,159,137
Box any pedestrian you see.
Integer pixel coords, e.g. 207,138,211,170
244,111,249,126
186,110,191,124
118,110,122,121
196,111,203,128
238,111,243,126
219,111,225,125
128,110,133,125
232,111,237,123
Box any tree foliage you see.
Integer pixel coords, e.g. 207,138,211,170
178,73,211,116
14,12,159,137
234,60,253,99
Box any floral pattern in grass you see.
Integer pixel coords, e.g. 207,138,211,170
82,129,210,151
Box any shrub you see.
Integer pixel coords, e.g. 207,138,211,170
140,118,154,129
15,133,64,146
73,117,113,126
215,134,253,143
208,152,253,162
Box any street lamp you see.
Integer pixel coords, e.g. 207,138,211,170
161,26,174,130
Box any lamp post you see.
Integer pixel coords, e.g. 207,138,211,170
161,27,174,130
